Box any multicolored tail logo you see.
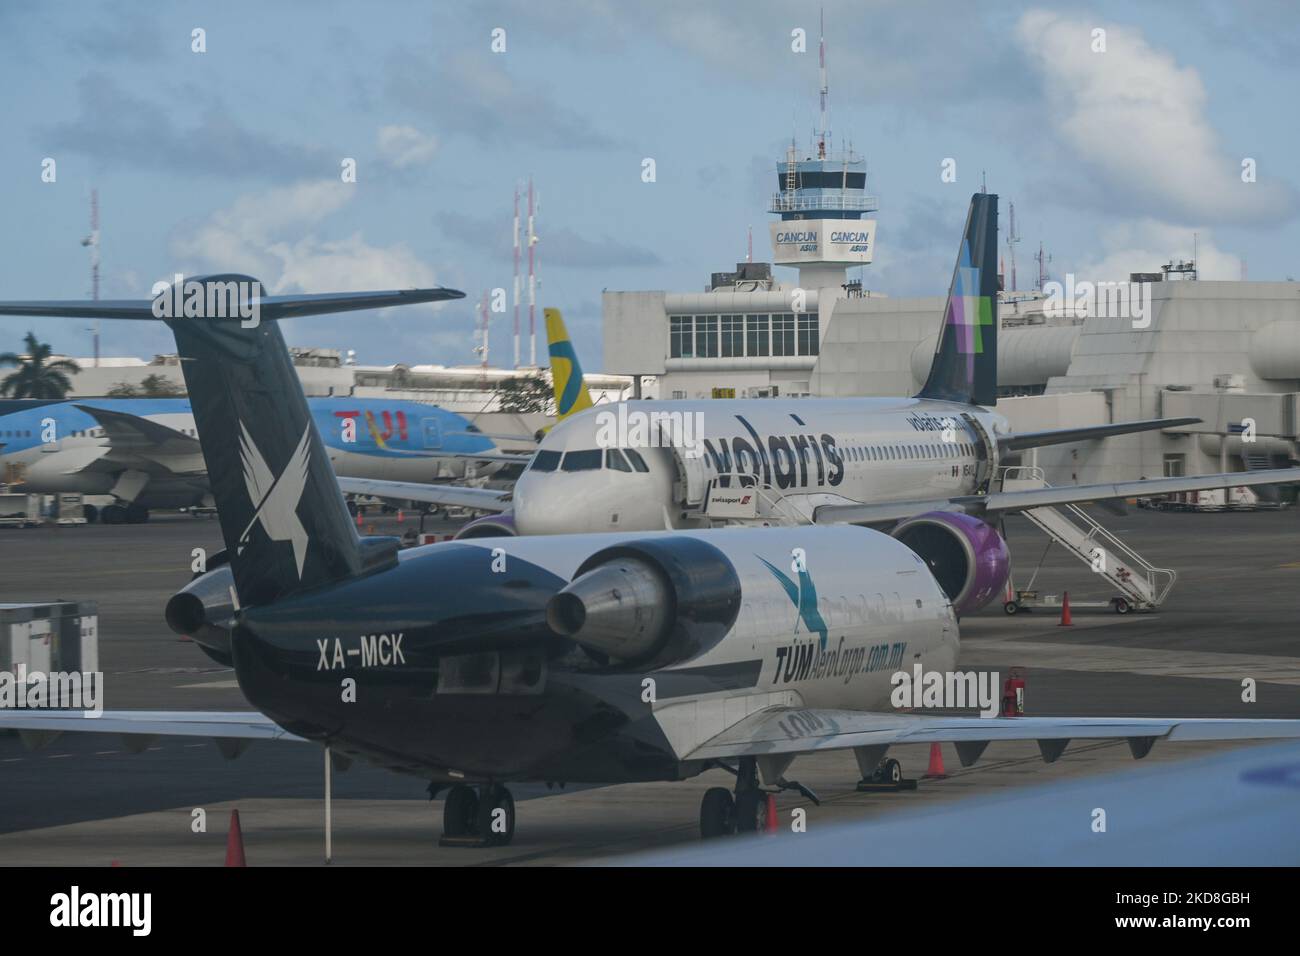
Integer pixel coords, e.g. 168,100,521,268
545,308,594,420
916,193,999,407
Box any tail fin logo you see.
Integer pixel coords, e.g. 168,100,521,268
948,239,994,357
237,422,311,579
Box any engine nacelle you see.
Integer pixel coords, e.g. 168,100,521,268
545,536,741,668
165,564,237,665
454,512,517,539
891,511,1010,615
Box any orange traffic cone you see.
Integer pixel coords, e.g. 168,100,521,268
366,524,375,534
225,809,247,867
923,742,947,779
1059,591,1073,626
764,793,778,834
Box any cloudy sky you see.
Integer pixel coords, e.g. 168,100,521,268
1,0,1297,372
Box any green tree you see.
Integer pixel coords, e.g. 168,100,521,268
495,373,554,414
107,382,139,397
0,332,80,398
140,373,185,397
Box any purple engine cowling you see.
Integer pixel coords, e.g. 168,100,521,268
454,511,517,539
890,511,1010,615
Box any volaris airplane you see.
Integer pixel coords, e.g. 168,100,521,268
0,268,1297,846
337,194,1300,620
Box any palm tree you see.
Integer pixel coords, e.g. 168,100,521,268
0,332,80,398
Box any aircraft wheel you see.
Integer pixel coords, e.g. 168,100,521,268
442,784,478,838
83,505,99,524
125,504,149,524
699,787,735,838
101,505,125,524
475,784,515,846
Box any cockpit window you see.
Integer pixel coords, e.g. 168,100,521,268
624,448,649,472
606,449,632,472
561,449,603,472
530,450,561,472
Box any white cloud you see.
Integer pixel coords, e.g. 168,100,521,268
1074,221,1241,283
377,125,438,168
1016,9,1297,225
170,180,436,294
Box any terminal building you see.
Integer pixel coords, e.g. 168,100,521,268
603,132,1300,486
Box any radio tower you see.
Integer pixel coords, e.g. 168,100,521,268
512,185,521,368
1005,201,1020,292
817,8,829,160
1034,241,1053,292
80,188,101,366
474,290,491,386
527,178,538,367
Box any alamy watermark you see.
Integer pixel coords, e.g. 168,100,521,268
891,664,1000,718
594,405,706,458
150,273,261,328
1,664,103,716
1042,273,1152,328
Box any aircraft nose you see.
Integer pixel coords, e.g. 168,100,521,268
514,473,611,534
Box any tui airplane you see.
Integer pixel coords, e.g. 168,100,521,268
0,274,1297,846
0,395,519,523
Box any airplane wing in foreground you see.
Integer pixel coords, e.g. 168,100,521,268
814,466,1300,526
337,476,512,512
685,706,1300,765
999,417,1200,452
74,404,201,454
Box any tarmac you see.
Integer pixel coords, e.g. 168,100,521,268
0,504,1296,864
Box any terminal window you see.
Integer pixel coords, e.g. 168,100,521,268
694,316,719,357
720,315,744,356
772,313,796,356
746,314,770,356
669,315,693,358
797,313,819,355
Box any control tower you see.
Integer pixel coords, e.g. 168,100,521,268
769,16,878,291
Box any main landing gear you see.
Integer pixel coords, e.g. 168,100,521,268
100,503,149,524
699,757,819,839
855,757,917,792
438,783,516,847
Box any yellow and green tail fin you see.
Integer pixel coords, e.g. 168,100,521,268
545,307,594,420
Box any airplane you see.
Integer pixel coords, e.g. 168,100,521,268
1,274,1298,847
347,194,1300,618
0,394,523,523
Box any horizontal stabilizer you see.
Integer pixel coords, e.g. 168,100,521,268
0,285,463,322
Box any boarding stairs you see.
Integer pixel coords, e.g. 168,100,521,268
997,466,1177,612
693,475,806,527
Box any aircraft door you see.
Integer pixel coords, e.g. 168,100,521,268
421,418,442,449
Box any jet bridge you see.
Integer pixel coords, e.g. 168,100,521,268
998,466,1176,614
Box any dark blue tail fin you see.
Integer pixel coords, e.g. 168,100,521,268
916,193,999,407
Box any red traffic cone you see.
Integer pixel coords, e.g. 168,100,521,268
397,509,404,523
923,742,947,779
764,793,778,834
225,809,247,867
355,510,363,528
1059,591,1073,626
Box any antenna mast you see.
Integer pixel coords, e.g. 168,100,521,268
512,184,521,369
80,188,100,366
527,177,537,367
817,8,828,159
1006,201,1020,292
